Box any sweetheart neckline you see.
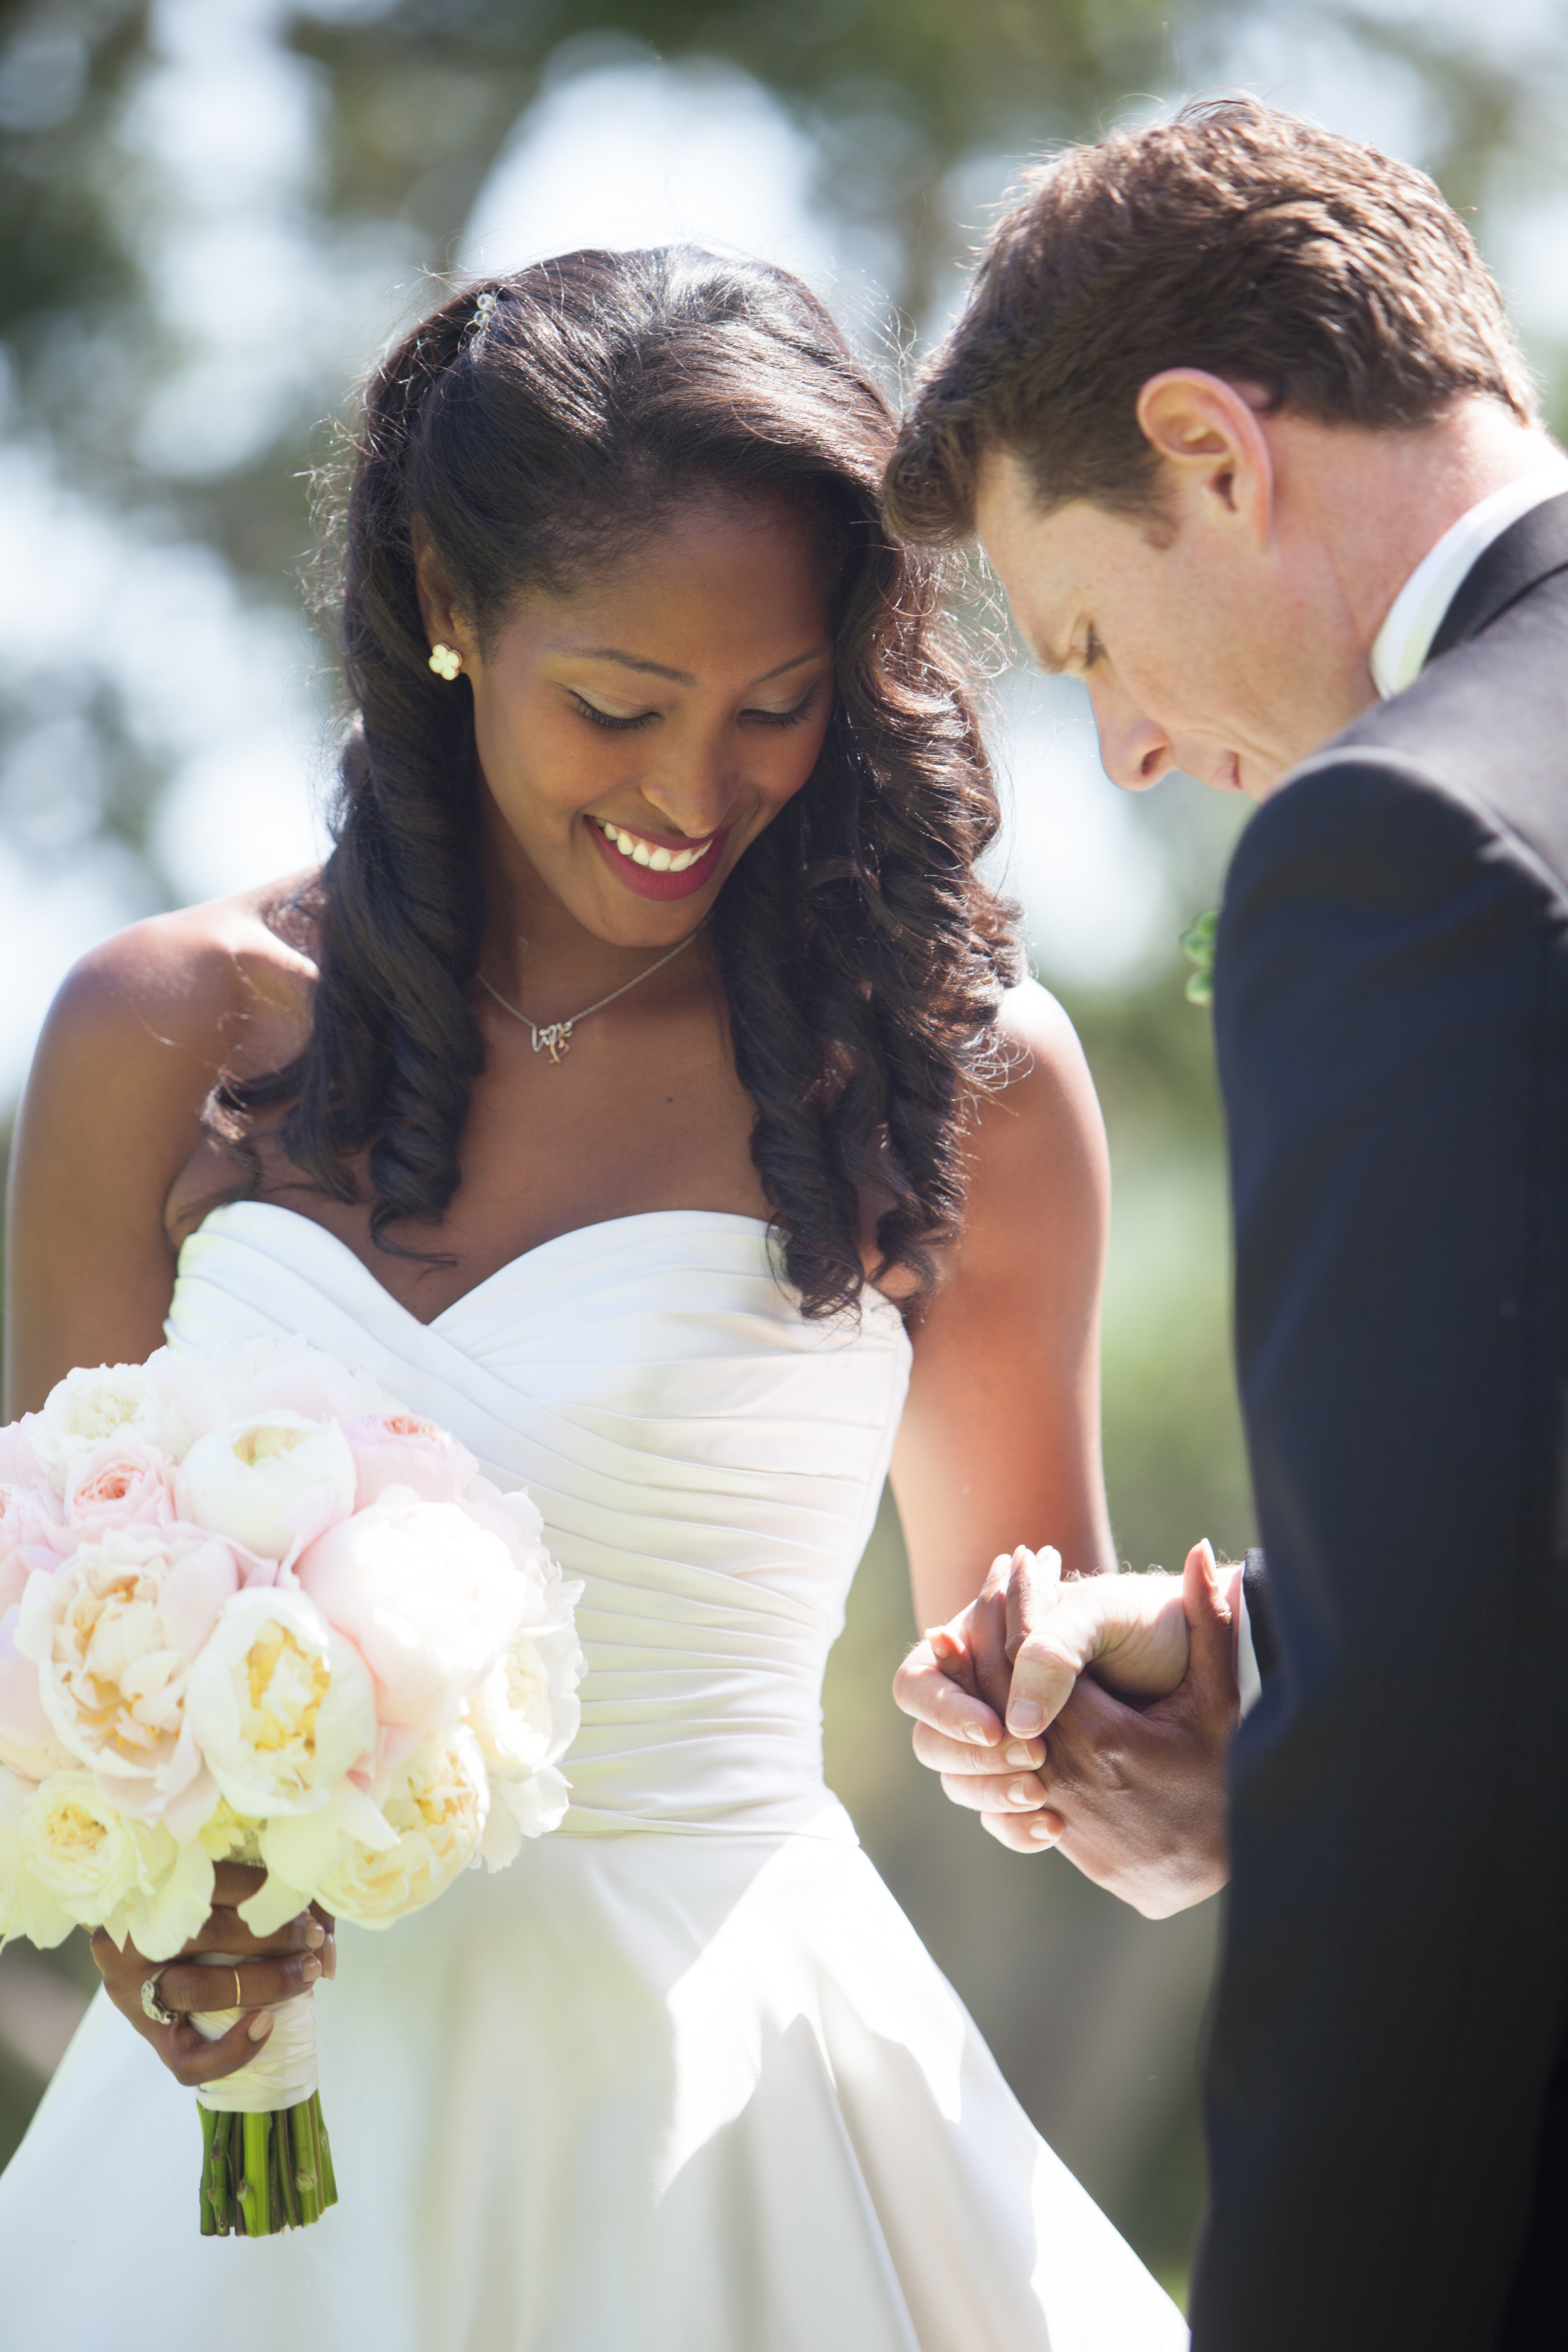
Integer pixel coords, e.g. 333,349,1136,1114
182,1199,780,1334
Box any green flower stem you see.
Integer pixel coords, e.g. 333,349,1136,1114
241,2111,272,2236
196,2094,339,2237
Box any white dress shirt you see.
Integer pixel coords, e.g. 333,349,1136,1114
1236,446,1568,1717
1369,450,1568,699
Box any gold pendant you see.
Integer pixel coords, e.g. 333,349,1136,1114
536,1022,573,1064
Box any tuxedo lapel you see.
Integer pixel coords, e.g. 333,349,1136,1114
1427,490,1568,664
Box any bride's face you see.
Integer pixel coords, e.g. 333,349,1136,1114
419,492,839,948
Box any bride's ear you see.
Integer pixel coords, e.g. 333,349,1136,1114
1134,369,1276,551
411,516,475,669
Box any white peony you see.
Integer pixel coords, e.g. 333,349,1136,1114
467,1619,583,1785
297,1494,528,1730
16,1525,238,1828
159,1337,393,1448
16,1769,215,1961
316,1726,489,1928
184,1586,377,1822
28,1362,188,1495
176,1411,358,1565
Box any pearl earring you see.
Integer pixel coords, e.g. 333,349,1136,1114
428,642,462,681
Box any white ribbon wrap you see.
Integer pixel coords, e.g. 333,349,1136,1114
188,1952,319,2112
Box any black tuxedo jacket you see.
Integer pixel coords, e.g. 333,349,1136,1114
1192,494,1568,2351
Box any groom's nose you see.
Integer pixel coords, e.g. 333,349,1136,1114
1089,681,1176,793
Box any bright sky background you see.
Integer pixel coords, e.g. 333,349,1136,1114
1,0,1563,1101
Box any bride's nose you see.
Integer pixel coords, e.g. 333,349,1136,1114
635,733,740,838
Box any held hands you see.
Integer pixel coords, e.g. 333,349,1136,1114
90,1863,335,2091
891,1542,1241,1918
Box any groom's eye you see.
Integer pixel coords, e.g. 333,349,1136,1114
1083,628,1104,670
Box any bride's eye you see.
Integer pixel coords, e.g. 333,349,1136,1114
571,694,657,733
740,683,820,729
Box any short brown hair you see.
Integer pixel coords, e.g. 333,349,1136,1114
885,97,1537,540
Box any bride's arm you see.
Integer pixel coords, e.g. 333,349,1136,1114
890,978,1116,1629
888,980,1234,1910
4,896,334,2070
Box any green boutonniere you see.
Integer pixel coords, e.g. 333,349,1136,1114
1180,908,1218,1007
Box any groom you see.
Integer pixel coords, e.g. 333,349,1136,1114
886,98,1568,2349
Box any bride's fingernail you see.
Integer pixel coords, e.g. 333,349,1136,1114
248,2013,274,2041
1009,1700,1046,1735
302,1955,322,1981
305,1922,326,1947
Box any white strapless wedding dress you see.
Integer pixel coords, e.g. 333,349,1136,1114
0,1202,1185,2350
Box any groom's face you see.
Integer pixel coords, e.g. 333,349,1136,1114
973,443,1360,803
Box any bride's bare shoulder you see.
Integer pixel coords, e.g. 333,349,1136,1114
37,872,319,1089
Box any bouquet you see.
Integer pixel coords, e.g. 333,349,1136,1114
0,1338,583,2236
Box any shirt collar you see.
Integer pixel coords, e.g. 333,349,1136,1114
1369,450,1568,700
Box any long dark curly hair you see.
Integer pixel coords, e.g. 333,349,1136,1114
215,247,1019,1321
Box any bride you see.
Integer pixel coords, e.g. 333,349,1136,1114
0,248,1184,2347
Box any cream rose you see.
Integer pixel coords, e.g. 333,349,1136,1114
175,1411,358,1566
184,1586,377,1821
316,1726,489,1928
16,1525,238,1825
17,1769,215,1961
0,1765,72,1947
28,1362,188,1494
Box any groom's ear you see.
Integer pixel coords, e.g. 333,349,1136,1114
1133,370,1276,550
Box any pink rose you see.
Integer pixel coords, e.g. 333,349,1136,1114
346,1412,477,1508
62,1438,177,1533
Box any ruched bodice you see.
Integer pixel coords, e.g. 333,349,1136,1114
3,1197,1183,2352
166,1201,912,1839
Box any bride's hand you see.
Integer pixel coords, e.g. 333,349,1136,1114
90,1862,335,2090
892,1547,1054,1821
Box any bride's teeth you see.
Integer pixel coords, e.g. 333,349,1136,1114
596,818,712,872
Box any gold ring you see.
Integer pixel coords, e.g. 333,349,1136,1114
233,1967,243,2010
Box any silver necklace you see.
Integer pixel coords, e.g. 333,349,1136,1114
475,924,704,1064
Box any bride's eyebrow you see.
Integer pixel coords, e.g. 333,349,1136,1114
562,642,832,689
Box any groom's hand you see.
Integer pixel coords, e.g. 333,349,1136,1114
896,1543,1238,1917
987,1544,1238,1916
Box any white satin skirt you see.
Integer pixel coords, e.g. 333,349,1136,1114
1,1816,1186,2351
